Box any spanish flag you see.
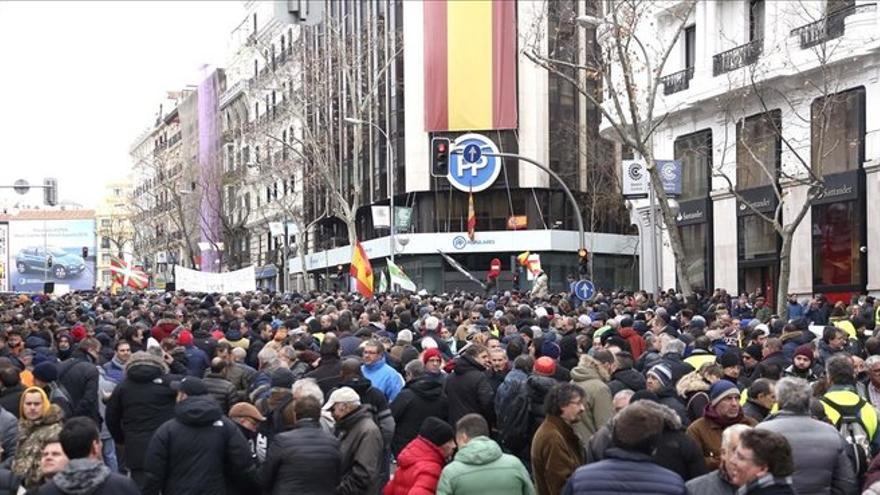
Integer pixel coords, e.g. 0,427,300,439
424,0,518,132
349,241,374,299
467,192,476,241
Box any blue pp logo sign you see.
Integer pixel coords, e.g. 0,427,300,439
452,236,468,250
448,133,502,193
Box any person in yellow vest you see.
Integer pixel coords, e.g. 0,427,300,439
821,355,878,456
684,336,717,370
830,306,857,339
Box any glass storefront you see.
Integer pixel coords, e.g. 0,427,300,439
680,222,708,291
812,200,862,287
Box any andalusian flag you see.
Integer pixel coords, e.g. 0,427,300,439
467,192,476,241
424,0,517,131
387,258,417,292
378,270,388,294
349,241,374,298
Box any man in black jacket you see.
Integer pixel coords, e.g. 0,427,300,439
105,351,177,488
37,417,139,495
325,387,383,495
56,338,101,425
390,360,448,456
444,344,494,425
203,358,236,414
305,336,343,395
260,396,341,494
143,377,257,495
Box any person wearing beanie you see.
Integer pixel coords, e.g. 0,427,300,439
570,353,614,447
32,361,72,420
531,383,586,495
783,344,820,382
718,351,743,388
686,380,757,471
383,417,455,495
645,363,689,426
177,330,210,379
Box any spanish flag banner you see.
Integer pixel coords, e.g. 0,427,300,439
350,241,374,299
467,192,476,241
424,0,518,132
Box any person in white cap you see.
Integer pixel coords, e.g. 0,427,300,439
323,387,383,495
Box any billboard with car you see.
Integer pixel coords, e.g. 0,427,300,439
8,219,96,292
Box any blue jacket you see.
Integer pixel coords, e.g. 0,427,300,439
102,357,126,384
361,356,404,403
562,448,686,495
183,345,210,378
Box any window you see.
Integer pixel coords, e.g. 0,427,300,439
684,25,696,69
101,237,111,249
736,110,780,189
674,130,712,201
680,223,708,290
749,0,765,42
812,201,861,286
738,215,777,259
547,0,579,185
811,87,864,176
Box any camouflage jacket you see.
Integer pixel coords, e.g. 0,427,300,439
11,404,64,489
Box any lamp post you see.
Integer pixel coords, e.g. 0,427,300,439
343,117,396,265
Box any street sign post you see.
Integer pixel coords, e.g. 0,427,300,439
571,279,595,302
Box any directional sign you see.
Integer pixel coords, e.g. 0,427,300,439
572,280,595,302
13,179,29,195
447,133,502,193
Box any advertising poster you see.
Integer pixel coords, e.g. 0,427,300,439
8,219,96,292
0,224,7,292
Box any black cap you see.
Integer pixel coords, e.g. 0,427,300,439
171,377,208,396
419,417,454,446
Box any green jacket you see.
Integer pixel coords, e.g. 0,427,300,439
436,436,535,495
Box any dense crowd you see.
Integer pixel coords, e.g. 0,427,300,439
0,286,876,494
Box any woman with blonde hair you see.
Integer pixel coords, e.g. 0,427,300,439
11,386,63,489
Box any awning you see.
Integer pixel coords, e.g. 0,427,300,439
254,265,278,279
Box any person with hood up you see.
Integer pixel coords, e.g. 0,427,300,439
361,339,404,403
436,413,535,495
606,351,646,395
676,363,722,422
444,344,494,425
390,360,448,456
35,417,139,495
142,377,257,495
686,380,758,471
569,353,614,447
105,350,177,489
324,386,384,495
383,417,456,495
645,363,689,426
616,317,646,359
11,387,64,490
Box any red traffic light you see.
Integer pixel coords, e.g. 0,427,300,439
437,142,446,153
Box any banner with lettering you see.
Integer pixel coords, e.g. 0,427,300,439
174,265,256,293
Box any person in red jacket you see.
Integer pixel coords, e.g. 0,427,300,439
384,417,456,495
618,316,646,359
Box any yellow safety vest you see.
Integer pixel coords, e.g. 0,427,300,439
684,353,716,370
821,389,879,441
833,320,857,339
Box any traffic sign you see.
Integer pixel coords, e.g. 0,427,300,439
447,133,502,193
572,280,595,301
13,179,29,195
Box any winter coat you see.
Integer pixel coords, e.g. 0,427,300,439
756,411,858,495
618,326,646,359
585,401,706,481
260,418,341,495
36,458,140,495
101,357,125,384
342,376,396,449
436,436,535,495
752,352,790,380
183,345,210,378
0,468,19,495
105,352,177,473
305,355,343,395
336,405,384,495
660,353,695,383
656,385,690,427
676,371,712,422
11,404,64,489
531,415,584,495
526,374,558,438
562,447,686,495
685,470,736,495
143,395,257,495
737,474,797,495
742,400,771,422
445,354,495,425
226,362,257,399
495,369,528,418
0,386,23,419
607,366,646,396
569,355,613,446
390,377,448,456
0,407,17,463
56,350,100,424
383,436,446,495
362,356,404,403
686,414,758,471
531,272,549,300
203,373,236,414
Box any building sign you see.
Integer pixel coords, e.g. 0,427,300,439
656,160,683,197
447,133,502,193
622,159,682,198
8,219,96,292
815,170,860,205
736,185,778,217
677,198,709,226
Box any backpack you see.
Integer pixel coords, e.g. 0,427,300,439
821,395,872,476
496,379,531,455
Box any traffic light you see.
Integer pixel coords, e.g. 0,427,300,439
82,247,89,259
578,248,589,278
47,256,53,269
431,137,451,177
43,178,57,207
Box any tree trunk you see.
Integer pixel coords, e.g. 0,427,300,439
776,230,794,319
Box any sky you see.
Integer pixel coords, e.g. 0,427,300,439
0,1,244,210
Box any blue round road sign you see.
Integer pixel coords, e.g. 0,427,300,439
572,280,595,301
462,143,482,163
447,133,502,193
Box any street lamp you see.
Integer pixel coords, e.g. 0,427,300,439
343,117,396,265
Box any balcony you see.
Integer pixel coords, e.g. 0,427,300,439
660,66,694,95
713,39,763,76
790,3,876,49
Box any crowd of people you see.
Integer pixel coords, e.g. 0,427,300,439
0,286,875,494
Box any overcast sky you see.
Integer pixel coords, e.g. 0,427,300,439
0,1,243,210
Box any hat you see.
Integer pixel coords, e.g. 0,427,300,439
718,351,740,368
754,324,770,337
323,386,361,410
229,402,266,422
397,329,413,344
421,337,438,350
578,315,592,328
709,380,741,406
424,316,440,332
270,368,296,389
793,344,814,362
535,307,548,319
419,417,454,446
743,344,763,361
70,325,87,343
486,300,497,312
540,341,561,359
171,377,208,396
177,330,194,346
534,356,557,376
33,362,58,383
647,363,673,388
422,348,442,364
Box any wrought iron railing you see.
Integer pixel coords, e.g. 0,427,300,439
713,38,763,76
790,3,876,49
660,66,694,95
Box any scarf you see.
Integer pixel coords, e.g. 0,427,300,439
703,402,745,428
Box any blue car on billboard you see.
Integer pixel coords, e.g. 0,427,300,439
15,246,85,279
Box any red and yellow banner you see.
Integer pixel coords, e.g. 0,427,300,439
349,241,374,299
467,192,476,240
424,0,518,132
